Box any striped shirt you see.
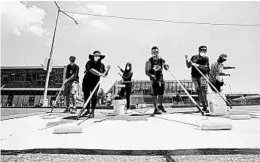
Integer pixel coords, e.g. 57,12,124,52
209,62,224,82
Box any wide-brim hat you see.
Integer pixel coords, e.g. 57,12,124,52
89,50,105,60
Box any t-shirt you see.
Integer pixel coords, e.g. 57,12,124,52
147,57,165,82
209,62,224,82
190,55,210,77
66,64,79,82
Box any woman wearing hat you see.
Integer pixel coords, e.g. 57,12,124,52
185,45,210,113
82,50,109,118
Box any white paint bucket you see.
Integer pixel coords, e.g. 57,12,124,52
208,91,228,116
113,99,126,115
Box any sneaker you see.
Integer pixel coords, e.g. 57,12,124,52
153,108,162,115
89,112,95,118
158,105,167,113
81,109,90,116
70,108,77,114
204,109,210,113
62,108,70,113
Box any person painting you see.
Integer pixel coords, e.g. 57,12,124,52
209,54,235,93
118,62,133,111
185,45,210,113
145,46,169,115
82,51,110,118
63,56,79,114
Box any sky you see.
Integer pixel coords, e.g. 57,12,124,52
1,1,260,94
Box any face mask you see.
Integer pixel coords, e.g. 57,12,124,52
94,56,100,61
199,52,206,57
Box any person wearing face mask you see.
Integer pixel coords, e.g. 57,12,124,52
82,50,109,118
63,56,79,114
118,62,133,112
145,46,169,115
209,54,235,93
185,45,210,113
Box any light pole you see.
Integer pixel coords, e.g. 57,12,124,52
42,1,78,107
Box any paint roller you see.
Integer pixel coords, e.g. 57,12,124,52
53,65,111,134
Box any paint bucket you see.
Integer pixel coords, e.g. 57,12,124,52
208,91,228,116
113,99,126,115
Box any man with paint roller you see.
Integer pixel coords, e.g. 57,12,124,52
209,54,235,93
63,56,79,114
185,45,210,113
145,46,169,115
118,62,133,112
82,50,110,118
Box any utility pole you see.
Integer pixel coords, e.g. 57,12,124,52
42,1,78,107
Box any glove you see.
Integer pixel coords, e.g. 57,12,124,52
163,64,169,70
150,75,156,82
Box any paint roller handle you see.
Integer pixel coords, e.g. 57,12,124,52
102,65,111,77
167,69,204,116
191,61,233,109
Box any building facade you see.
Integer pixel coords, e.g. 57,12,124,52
1,66,67,107
107,80,199,106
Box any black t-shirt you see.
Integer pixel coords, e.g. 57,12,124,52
148,57,165,82
83,60,105,84
190,55,210,77
66,64,79,82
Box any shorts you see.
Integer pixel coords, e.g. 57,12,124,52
210,80,224,93
192,76,208,91
152,81,165,96
63,81,78,96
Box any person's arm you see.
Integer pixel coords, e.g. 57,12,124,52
90,68,102,76
145,61,156,81
84,61,91,74
161,59,169,70
185,55,192,68
217,70,231,76
118,66,124,73
103,65,111,77
223,66,236,69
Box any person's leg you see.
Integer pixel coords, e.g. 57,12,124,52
63,82,71,112
70,82,78,113
158,81,166,112
215,80,222,92
89,85,99,118
152,82,161,114
82,87,91,116
193,77,206,111
199,77,209,112
119,87,126,99
125,85,132,109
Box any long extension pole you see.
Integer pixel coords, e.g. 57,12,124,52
191,62,232,109
167,69,204,116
